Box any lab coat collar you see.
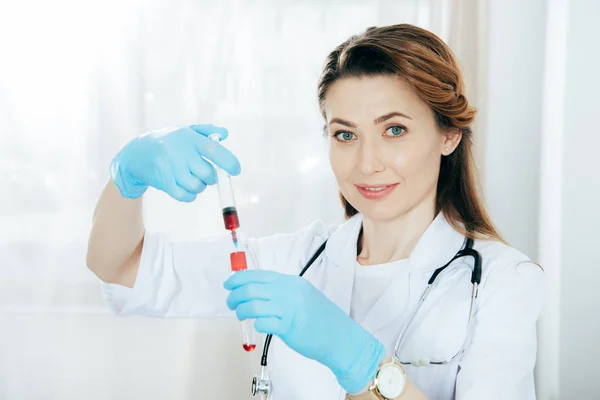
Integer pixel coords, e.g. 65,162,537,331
324,212,467,334
408,212,467,271
325,211,467,272
324,213,363,268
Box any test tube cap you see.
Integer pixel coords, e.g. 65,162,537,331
230,251,248,271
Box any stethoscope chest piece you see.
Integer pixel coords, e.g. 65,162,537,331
251,366,271,398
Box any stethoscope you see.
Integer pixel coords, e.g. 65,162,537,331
251,236,482,399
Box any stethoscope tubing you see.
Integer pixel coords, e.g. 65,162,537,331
252,236,481,398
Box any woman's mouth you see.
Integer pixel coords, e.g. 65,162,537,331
355,183,398,200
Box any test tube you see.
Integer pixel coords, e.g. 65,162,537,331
209,134,256,352
230,250,256,352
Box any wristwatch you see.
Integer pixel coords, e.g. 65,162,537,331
345,357,407,400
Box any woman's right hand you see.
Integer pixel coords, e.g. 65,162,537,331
109,124,241,202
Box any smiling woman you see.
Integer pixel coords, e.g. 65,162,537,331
89,22,544,400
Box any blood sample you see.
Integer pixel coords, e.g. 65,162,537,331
222,206,240,231
243,344,256,352
240,320,256,352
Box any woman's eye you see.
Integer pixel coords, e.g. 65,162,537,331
334,131,355,141
386,126,406,137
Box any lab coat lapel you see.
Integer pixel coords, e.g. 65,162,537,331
322,214,362,314
356,213,466,335
322,258,355,315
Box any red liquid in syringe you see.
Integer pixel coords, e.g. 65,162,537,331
222,206,240,230
223,206,240,246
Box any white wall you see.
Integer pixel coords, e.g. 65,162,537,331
482,1,550,393
556,0,600,397
485,0,600,398
482,0,546,259
0,311,262,399
537,0,568,398
539,0,600,398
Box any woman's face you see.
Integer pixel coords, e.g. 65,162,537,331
325,75,460,222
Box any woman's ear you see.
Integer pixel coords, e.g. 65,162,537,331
441,128,462,155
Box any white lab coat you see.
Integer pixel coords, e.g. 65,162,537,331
102,212,544,400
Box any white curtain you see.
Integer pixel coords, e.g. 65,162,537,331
0,1,467,398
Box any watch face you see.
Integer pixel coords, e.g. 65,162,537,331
377,364,406,399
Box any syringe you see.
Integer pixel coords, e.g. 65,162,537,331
209,134,256,353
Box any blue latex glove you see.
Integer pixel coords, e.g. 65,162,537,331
224,270,386,394
110,124,241,201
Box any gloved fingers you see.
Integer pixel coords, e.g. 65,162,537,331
224,270,281,290
188,124,229,140
253,317,285,336
172,164,207,194
161,169,197,202
194,134,241,177
226,282,273,310
188,156,217,186
168,184,197,202
235,300,284,321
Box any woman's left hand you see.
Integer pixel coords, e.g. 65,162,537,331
224,270,386,394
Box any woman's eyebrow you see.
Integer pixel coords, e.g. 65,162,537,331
329,111,412,128
373,111,412,124
329,118,357,128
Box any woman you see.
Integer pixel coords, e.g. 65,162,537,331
87,24,544,399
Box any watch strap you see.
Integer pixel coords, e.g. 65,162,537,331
345,390,381,400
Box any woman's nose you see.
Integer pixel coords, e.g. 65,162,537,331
357,140,385,175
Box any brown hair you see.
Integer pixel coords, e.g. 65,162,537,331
317,24,503,242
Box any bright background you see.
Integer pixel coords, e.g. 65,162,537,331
0,0,598,399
